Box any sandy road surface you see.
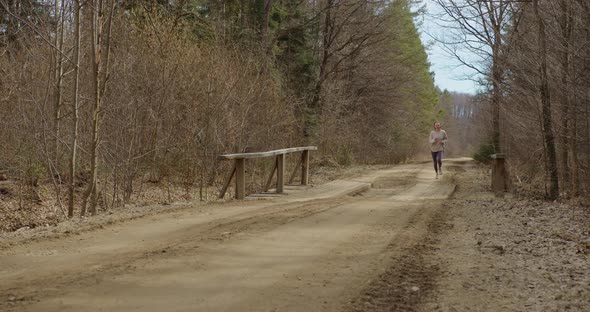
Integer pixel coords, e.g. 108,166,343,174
0,159,466,312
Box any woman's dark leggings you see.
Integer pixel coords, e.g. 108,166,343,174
431,151,443,173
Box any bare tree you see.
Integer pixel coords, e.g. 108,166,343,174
307,0,388,137
81,0,116,216
532,0,559,199
434,0,515,191
68,0,82,218
52,0,66,163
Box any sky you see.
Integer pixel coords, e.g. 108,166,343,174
418,0,480,95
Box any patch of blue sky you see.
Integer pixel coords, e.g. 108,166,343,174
417,0,483,95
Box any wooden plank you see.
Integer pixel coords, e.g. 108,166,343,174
218,165,236,199
276,154,285,193
219,146,316,198
301,150,310,185
219,146,318,160
264,158,278,192
288,156,303,184
248,193,285,198
235,158,246,199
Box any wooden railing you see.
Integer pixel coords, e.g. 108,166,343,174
218,146,318,199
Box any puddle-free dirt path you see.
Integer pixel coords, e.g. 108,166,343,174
0,159,468,312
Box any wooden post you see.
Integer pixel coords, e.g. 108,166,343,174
235,158,246,199
276,154,285,193
219,165,236,199
491,153,508,194
264,158,278,192
301,150,310,185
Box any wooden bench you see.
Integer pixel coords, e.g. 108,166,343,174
218,146,318,199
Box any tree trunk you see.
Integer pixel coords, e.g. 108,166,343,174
570,102,579,196
81,0,115,216
559,0,571,192
305,0,332,138
582,0,590,194
81,0,101,217
68,0,82,218
53,0,66,168
566,1,579,197
534,0,559,199
260,0,273,47
488,5,509,193
490,21,502,155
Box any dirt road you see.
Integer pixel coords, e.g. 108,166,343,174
1,159,463,311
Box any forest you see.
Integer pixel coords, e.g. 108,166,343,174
0,0,439,229
434,0,590,200
1,0,590,230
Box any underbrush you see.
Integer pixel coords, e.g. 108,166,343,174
0,160,362,233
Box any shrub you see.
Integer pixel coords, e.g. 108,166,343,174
473,141,495,163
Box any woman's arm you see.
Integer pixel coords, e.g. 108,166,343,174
442,130,448,144
429,131,436,144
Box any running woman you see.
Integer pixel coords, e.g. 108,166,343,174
429,122,448,179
